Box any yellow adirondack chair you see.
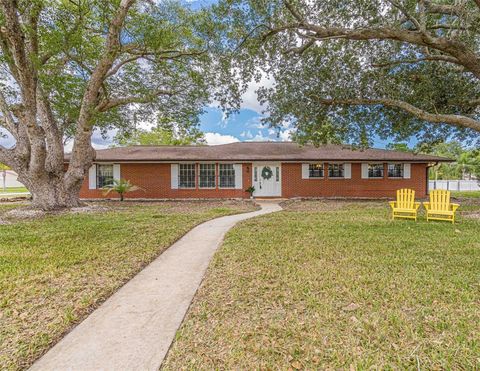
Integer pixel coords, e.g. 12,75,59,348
389,188,420,221
423,190,459,223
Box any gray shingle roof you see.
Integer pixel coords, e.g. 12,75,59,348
65,142,452,162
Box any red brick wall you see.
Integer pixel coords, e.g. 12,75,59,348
79,163,253,199
281,162,428,198
79,161,427,199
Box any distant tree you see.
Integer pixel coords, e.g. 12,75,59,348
456,151,480,180
386,143,412,152
422,141,479,180
114,121,205,146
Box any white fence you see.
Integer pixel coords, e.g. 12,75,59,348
1,170,25,188
429,180,480,192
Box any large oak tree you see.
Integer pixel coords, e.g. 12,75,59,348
222,0,480,146
0,0,233,209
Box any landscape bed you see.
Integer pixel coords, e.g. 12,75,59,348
164,199,480,369
0,200,257,370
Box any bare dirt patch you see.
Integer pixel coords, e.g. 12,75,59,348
0,199,258,224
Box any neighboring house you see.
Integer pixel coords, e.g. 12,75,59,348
67,142,451,199
2,170,25,188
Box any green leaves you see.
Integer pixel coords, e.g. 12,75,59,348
217,0,480,145
113,121,205,146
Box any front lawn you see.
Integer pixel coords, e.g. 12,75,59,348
0,201,256,370
164,200,480,369
451,190,480,199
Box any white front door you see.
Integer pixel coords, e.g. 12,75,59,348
252,163,281,197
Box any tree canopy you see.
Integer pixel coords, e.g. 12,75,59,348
0,0,236,208
219,0,480,146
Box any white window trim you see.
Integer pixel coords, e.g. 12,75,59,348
234,164,243,190
88,164,96,189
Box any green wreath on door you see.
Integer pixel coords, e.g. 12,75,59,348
261,166,273,180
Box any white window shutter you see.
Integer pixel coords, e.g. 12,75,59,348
361,163,369,179
171,164,178,189
113,164,121,182
404,163,411,179
301,164,310,179
234,164,243,189
88,165,97,189
344,163,352,179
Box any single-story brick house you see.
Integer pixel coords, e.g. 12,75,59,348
69,142,451,199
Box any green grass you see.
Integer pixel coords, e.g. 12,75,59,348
0,187,29,194
0,201,256,370
164,200,480,370
451,190,480,198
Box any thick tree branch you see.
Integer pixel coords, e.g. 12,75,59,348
386,0,422,31
424,1,463,16
0,144,15,167
371,54,460,68
284,0,305,23
96,89,175,112
268,22,480,79
0,0,47,176
106,55,142,77
312,96,480,132
67,0,136,188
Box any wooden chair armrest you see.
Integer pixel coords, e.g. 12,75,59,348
389,201,396,208
414,202,421,210
451,203,460,211
423,202,430,210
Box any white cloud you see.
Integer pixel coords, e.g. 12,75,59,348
246,131,271,142
204,132,240,145
240,130,254,139
240,75,274,113
278,128,293,141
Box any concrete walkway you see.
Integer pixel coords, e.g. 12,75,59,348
30,201,282,371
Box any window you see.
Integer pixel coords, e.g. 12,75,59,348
219,164,235,188
97,164,113,188
309,163,324,178
275,166,280,182
199,164,216,188
254,166,258,182
388,163,404,178
179,164,196,188
368,164,384,178
328,163,344,178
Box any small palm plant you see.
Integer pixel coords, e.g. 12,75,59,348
102,179,144,201
245,186,255,198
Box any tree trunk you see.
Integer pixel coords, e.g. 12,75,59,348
18,172,84,210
